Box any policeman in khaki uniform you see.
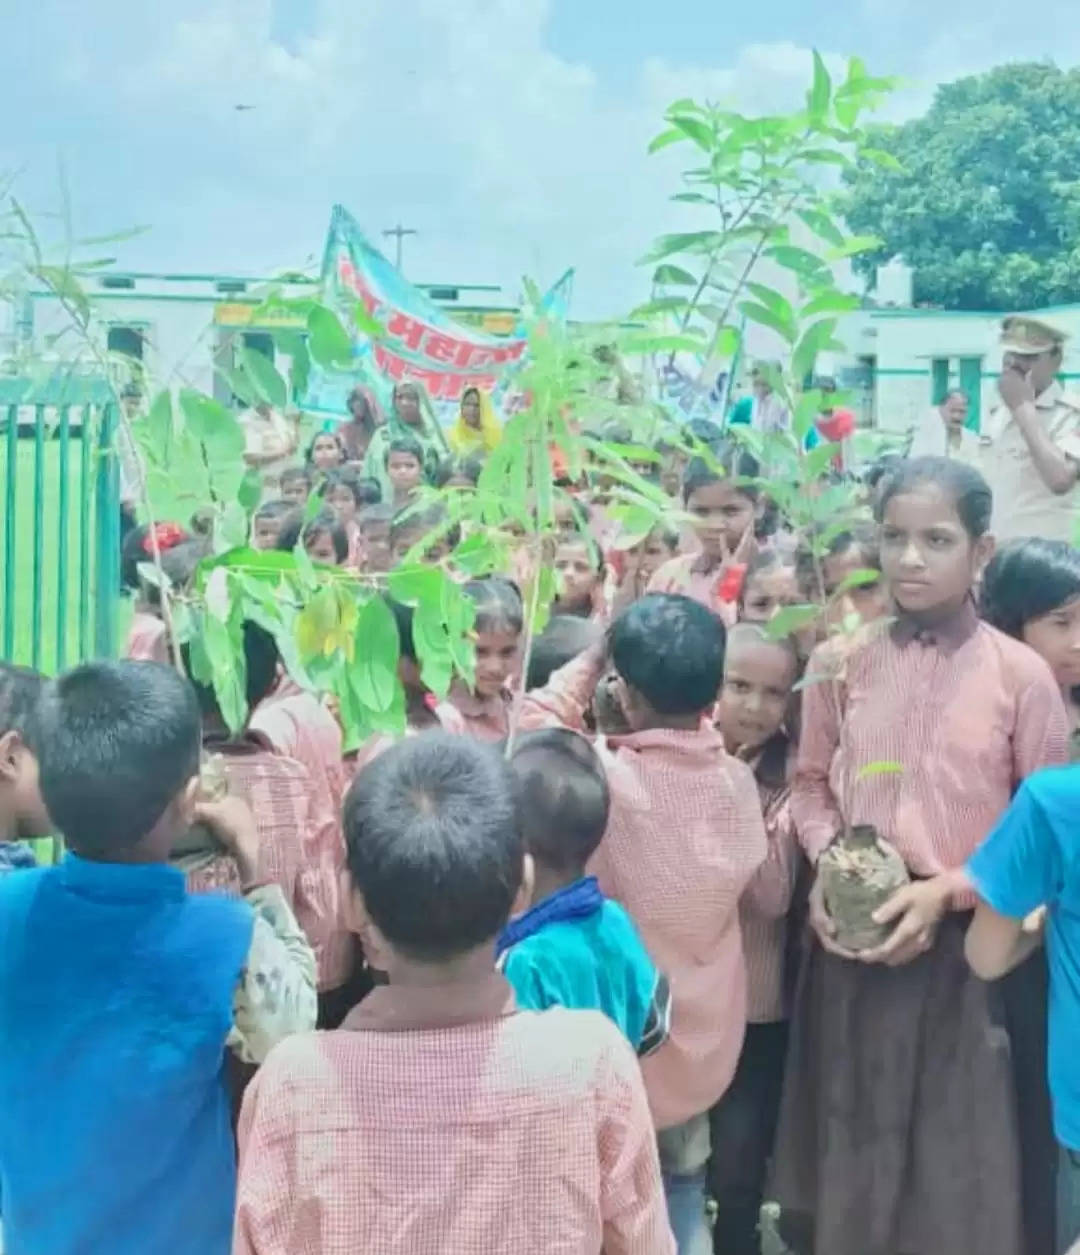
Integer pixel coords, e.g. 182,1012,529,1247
979,315,1080,544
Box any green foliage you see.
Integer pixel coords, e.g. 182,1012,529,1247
842,62,1080,309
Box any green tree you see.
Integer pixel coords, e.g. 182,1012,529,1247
843,62,1080,310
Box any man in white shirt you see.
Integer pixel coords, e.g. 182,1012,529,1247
907,389,980,461
978,315,1080,544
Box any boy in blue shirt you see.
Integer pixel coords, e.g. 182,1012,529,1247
0,660,316,1255
0,663,52,877
960,765,1080,1255
498,726,671,1056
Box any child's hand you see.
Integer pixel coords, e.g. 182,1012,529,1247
192,795,260,889
808,874,860,960
862,879,950,967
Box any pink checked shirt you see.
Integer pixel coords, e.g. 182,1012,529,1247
793,601,1068,871
234,976,674,1255
251,691,351,991
521,654,768,1129
647,554,739,628
444,681,511,743
740,779,799,1023
209,737,336,978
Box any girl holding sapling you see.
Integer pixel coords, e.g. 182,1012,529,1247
774,456,1068,1255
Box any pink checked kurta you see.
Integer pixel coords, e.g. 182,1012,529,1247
521,653,768,1129
212,739,336,980
233,978,674,1255
125,611,168,663
443,681,511,743
647,554,739,628
793,604,1068,871
741,780,799,1024
251,691,351,991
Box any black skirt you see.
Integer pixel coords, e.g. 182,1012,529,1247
771,914,1054,1255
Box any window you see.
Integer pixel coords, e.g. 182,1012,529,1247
107,325,145,362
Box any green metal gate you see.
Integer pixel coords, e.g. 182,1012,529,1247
0,376,122,674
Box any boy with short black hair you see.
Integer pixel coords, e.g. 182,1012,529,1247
0,662,51,874
251,498,295,550
501,727,670,1055
526,614,603,691
0,660,316,1255
522,593,769,1254
235,731,674,1255
386,434,426,508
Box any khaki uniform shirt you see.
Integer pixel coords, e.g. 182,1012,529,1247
978,381,1080,543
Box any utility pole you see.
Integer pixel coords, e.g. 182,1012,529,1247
383,224,418,273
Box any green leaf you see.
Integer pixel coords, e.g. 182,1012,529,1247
622,331,708,355
744,283,796,323
861,148,904,173
413,603,454,698
240,347,287,409
141,390,175,465
670,192,716,206
808,50,832,121
737,301,796,345
653,264,698,286
388,564,444,608
307,304,354,368
238,469,263,514
639,231,724,264
801,441,841,479
764,246,831,280
800,290,860,318
764,603,822,639
352,596,400,713
792,318,841,382
450,532,501,577
204,610,247,736
827,234,884,261
829,568,882,597
670,115,714,151
796,209,846,250
855,760,904,783
353,300,384,339
713,324,740,358
629,296,690,319
35,265,90,327
178,389,246,463
648,128,686,155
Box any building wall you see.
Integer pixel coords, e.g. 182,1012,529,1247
835,305,1080,437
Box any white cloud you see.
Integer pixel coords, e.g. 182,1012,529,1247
8,0,1078,321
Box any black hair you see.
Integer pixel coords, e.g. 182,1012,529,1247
0,663,44,740
319,468,369,509
121,523,184,592
526,615,603,689
509,728,610,872
610,593,725,715
737,548,795,616
183,619,280,722
682,441,760,506
386,598,417,662
684,418,724,449
873,455,992,539
359,503,394,530
435,454,484,488
463,577,524,636
32,661,201,856
344,732,523,962
153,540,208,603
794,522,881,599
355,477,382,506
385,435,425,468
305,429,347,467
389,506,462,557
555,531,604,574
980,538,1080,639
592,672,631,735
276,508,349,564
253,498,295,525
280,465,313,491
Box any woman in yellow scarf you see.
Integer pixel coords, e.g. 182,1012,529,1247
448,387,502,455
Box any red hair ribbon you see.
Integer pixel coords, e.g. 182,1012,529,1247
142,522,189,555
717,562,747,605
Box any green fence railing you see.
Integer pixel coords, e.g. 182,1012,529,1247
0,377,122,673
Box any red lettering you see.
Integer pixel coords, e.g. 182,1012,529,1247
385,310,426,353
374,345,407,382
421,332,460,365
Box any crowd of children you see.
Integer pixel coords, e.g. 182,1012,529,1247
3,376,1080,1255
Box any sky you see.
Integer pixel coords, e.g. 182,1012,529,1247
1,0,1078,319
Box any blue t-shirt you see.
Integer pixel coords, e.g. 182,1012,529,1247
0,855,254,1254
498,880,670,1056
967,765,1080,1150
